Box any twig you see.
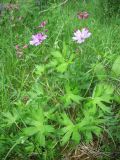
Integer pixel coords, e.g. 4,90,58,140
39,0,69,14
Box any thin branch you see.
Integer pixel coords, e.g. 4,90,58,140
39,0,69,14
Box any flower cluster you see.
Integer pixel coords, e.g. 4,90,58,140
72,28,91,44
30,21,47,46
72,11,91,44
16,11,91,49
77,11,89,19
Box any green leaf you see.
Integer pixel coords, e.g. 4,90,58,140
70,94,83,103
72,128,81,143
62,84,83,107
83,101,97,116
92,126,102,136
44,125,55,133
92,83,114,113
114,94,120,104
97,101,111,113
60,113,82,145
61,130,72,146
60,113,75,145
2,109,19,127
85,131,93,142
31,108,44,122
51,51,64,62
23,108,54,147
47,60,58,68
56,62,68,73
61,113,73,125
25,142,34,153
35,132,45,147
77,117,102,143
63,92,82,107
62,42,67,57
23,127,39,136
94,63,106,80
35,65,45,76
69,54,75,63
112,56,120,77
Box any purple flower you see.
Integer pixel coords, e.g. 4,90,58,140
77,11,89,19
72,28,91,44
29,33,47,46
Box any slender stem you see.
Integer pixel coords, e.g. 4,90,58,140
4,142,18,160
39,0,69,14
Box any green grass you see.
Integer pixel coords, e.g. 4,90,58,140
0,0,120,159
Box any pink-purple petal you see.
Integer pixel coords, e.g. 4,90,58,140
29,33,47,46
72,28,91,44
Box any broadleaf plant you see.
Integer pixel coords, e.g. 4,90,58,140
23,108,55,147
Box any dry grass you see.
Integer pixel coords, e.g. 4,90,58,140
64,142,111,160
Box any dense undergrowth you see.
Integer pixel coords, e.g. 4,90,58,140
0,0,120,160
